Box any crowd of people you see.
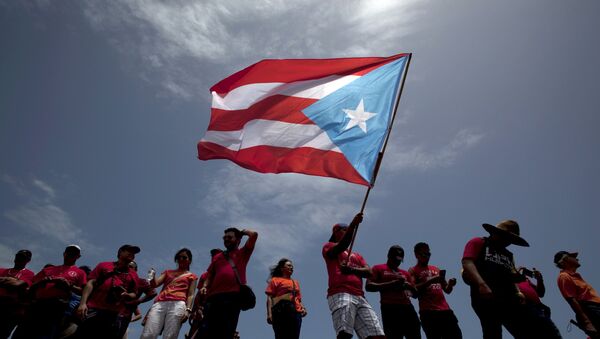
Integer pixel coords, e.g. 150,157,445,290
1,214,599,339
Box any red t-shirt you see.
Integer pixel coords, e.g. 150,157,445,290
265,277,303,312
87,262,139,313
322,242,366,297
0,267,34,299
462,237,485,260
557,270,600,304
370,264,413,305
206,246,253,297
517,279,541,304
32,265,87,300
155,270,198,302
409,265,450,311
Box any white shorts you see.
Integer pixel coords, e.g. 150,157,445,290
328,293,385,339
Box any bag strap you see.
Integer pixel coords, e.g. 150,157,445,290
166,271,193,288
223,251,243,286
291,280,297,298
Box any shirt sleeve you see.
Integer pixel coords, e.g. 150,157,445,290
89,263,104,281
322,242,334,259
265,279,276,296
463,237,485,260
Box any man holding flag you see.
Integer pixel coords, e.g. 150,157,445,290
323,213,385,339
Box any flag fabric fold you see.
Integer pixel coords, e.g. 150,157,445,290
198,53,410,186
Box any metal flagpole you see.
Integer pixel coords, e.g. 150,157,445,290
347,53,413,256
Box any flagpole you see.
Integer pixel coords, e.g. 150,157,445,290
347,53,413,256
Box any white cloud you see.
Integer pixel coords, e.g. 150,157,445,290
385,128,484,171
81,0,425,99
2,176,97,253
198,167,367,266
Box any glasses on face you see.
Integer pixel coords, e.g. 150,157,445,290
177,255,190,260
418,252,431,257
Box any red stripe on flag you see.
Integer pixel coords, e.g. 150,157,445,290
211,53,409,94
208,95,317,131
197,142,369,186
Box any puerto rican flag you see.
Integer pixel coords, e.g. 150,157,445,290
197,53,410,186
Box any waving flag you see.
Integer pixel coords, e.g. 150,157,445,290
198,53,410,186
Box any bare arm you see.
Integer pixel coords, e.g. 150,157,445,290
326,213,362,259
76,279,95,319
567,297,598,335
462,258,492,298
533,270,545,298
266,296,274,324
181,279,197,323
151,272,166,288
443,278,457,294
242,229,259,251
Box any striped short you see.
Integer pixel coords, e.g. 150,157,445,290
328,292,385,339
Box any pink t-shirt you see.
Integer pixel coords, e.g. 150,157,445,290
370,264,413,305
409,265,450,311
517,279,541,304
322,242,367,297
155,270,198,302
0,267,34,299
206,246,253,297
32,265,87,300
87,262,139,313
557,270,600,304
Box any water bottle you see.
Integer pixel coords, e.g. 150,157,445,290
147,268,156,282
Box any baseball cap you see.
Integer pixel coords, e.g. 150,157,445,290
553,251,577,265
65,244,81,253
118,244,141,254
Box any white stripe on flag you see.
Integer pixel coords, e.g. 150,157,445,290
211,75,360,110
201,120,341,152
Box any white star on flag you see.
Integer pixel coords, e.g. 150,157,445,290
342,99,377,133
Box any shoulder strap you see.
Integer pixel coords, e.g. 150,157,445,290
291,279,297,298
166,271,193,288
223,251,243,286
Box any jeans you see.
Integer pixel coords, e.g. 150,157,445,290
272,300,302,339
471,295,529,339
420,309,462,339
380,303,421,339
12,299,68,339
198,292,242,339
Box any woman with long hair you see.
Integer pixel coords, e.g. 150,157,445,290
141,248,198,339
265,258,307,339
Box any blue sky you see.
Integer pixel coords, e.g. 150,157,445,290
1,1,599,338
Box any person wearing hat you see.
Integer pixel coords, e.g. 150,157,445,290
555,251,600,338
12,245,87,339
75,244,141,339
461,220,530,339
323,212,385,339
367,245,421,339
0,249,34,338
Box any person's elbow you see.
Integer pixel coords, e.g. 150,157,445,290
365,283,377,292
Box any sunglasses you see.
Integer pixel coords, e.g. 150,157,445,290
177,255,190,260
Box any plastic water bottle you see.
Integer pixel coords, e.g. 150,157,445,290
147,268,156,282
